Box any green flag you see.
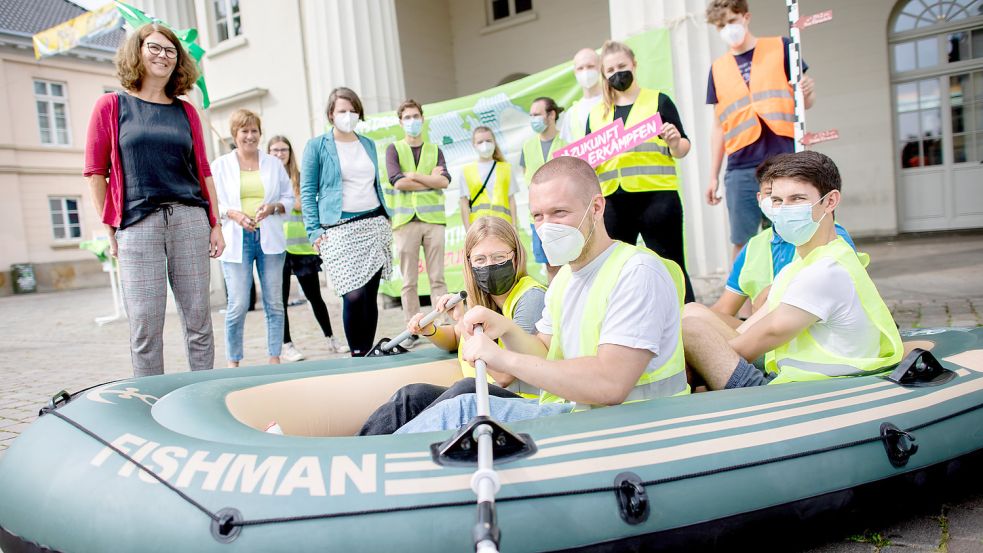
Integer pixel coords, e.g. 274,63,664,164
114,1,210,108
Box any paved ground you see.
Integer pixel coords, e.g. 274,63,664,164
0,230,981,551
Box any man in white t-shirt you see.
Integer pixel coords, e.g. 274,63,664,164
559,48,604,144
396,156,685,434
683,151,902,389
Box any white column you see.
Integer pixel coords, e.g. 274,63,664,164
609,0,732,282
300,0,407,132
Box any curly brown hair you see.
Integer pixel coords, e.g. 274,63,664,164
705,0,749,26
115,24,199,98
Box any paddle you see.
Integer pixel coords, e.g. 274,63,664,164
470,324,501,553
371,291,469,355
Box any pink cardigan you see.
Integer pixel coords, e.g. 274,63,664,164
83,92,216,228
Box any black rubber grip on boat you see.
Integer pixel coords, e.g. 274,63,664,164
473,501,501,548
614,472,650,525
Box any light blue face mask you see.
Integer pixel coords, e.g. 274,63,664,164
403,118,423,137
771,192,831,246
530,115,547,134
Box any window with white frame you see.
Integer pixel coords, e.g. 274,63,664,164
213,0,242,43
487,0,533,24
49,197,82,240
34,80,70,146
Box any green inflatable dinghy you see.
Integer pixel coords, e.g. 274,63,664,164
1,327,982,552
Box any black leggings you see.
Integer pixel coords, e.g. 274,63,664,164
603,190,695,303
281,256,333,344
342,268,383,357
357,378,521,435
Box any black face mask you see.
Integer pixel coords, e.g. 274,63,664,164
472,259,516,296
608,70,634,92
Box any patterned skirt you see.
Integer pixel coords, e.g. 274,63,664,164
318,214,392,296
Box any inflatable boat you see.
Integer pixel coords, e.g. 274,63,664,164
0,327,981,553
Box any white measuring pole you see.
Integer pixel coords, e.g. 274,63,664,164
786,0,806,152
470,324,501,553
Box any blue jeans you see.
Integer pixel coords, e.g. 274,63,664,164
394,394,574,434
724,166,763,246
222,228,285,361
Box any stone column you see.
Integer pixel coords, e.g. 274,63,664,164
300,0,407,132
608,0,732,283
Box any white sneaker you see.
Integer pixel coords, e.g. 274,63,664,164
328,336,349,354
400,335,418,350
281,342,305,362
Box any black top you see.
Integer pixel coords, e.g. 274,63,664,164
117,93,207,228
585,92,688,140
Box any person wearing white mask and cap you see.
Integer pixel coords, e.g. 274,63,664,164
394,156,688,434
708,157,860,321
558,48,604,143
301,87,393,357
705,0,817,263
683,152,902,391
458,126,520,231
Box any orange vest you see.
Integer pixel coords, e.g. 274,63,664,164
711,37,795,156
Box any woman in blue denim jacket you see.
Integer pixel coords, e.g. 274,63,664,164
300,87,393,356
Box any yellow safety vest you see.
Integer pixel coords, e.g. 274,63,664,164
522,135,566,184
464,161,512,224
457,276,545,399
764,237,903,384
387,140,445,229
587,88,679,196
739,226,871,306
283,210,317,255
541,242,689,407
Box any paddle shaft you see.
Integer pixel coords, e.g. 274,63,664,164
786,0,807,151
380,292,467,351
472,325,500,553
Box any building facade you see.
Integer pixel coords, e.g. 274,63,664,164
3,0,981,294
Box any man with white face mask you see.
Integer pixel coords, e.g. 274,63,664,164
683,152,902,390
558,48,604,143
705,0,817,262
384,99,452,348
394,157,688,434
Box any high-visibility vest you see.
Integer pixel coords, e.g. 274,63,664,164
764,237,903,385
522,135,566,184
387,140,445,229
458,275,545,399
711,36,796,156
587,88,678,196
464,161,512,224
283,209,317,255
739,226,870,306
541,242,689,407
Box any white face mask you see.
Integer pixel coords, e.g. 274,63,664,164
575,69,600,90
475,141,495,158
333,111,359,134
719,23,746,48
536,204,595,266
759,196,775,222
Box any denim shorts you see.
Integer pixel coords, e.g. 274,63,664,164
725,356,776,389
530,223,548,264
724,166,763,246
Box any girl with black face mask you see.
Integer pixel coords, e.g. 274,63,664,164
584,40,696,304
356,216,546,435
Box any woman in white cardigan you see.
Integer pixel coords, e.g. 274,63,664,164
212,109,294,367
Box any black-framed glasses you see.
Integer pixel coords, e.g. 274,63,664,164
144,41,178,59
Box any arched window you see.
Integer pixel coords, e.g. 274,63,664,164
893,0,982,33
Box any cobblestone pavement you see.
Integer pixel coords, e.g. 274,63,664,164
0,231,981,552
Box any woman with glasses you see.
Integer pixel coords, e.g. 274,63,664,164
84,24,223,377
357,216,545,435
268,135,348,360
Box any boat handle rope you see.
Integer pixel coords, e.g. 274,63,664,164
39,389,983,542
379,291,468,353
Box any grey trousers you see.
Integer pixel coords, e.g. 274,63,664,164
116,204,214,377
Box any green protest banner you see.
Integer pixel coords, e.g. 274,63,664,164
357,28,673,297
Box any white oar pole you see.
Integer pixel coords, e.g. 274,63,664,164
380,291,467,352
470,324,501,553
786,0,806,152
